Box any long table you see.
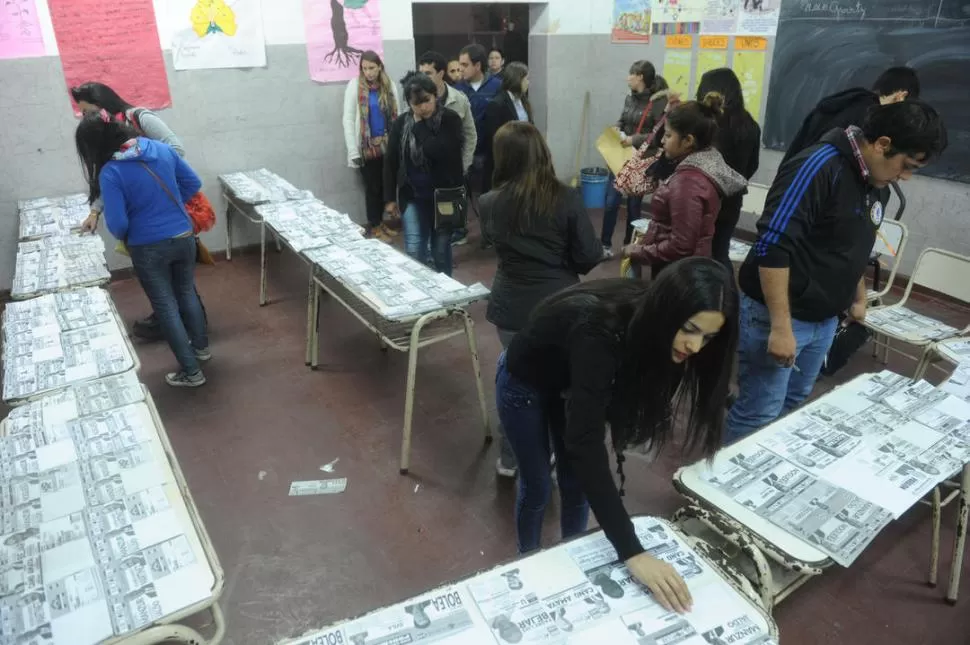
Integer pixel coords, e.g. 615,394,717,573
673,371,970,609
279,516,779,645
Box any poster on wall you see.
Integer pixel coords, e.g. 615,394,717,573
612,0,652,43
651,0,703,34
0,0,46,59
48,0,172,112
732,37,767,121
304,0,384,84
171,0,267,70
701,0,739,34
737,0,779,35
662,35,694,99
695,36,728,93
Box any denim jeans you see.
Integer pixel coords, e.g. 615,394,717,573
496,352,589,553
128,236,208,375
725,294,838,443
495,328,518,469
402,198,452,276
601,172,642,248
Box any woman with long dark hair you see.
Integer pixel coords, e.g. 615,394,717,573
343,50,401,242
624,93,747,278
481,62,533,196
695,68,762,271
601,60,670,256
496,257,738,612
481,121,603,477
384,72,465,276
75,112,209,387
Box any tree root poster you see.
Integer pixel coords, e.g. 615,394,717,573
171,0,267,70
305,0,383,84
48,0,171,112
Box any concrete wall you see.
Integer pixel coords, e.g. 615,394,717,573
1,0,967,289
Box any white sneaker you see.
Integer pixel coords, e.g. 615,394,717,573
194,347,212,362
495,458,517,478
165,370,206,388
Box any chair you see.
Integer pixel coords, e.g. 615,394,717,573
866,219,908,305
864,248,970,371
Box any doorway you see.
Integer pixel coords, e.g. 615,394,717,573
411,3,530,67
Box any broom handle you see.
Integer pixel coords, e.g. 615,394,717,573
574,91,590,177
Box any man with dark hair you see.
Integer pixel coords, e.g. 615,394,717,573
727,101,947,441
418,50,477,174
454,43,503,246
782,66,921,164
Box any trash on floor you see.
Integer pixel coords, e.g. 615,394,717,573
289,478,347,496
319,457,340,473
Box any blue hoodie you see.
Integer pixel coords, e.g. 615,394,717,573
100,137,203,246
456,74,503,154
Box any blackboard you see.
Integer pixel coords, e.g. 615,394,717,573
763,0,970,182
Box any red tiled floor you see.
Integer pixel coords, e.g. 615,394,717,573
18,212,970,643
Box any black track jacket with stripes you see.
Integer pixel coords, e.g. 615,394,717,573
738,128,890,322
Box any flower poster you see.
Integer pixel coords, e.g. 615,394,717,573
171,0,267,70
304,0,384,84
612,0,652,43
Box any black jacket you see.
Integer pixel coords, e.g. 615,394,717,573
482,92,532,193
782,88,878,165
482,187,602,331
739,128,890,322
712,111,761,265
617,88,670,149
383,109,465,206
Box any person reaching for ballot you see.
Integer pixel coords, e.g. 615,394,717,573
495,258,739,613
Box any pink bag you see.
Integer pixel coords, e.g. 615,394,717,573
614,112,668,197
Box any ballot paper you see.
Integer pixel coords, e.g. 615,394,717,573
257,199,364,252
942,365,970,403
12,238,109,299
288,479,347,496
938,339,970,366
865,306,959,342
19,201,89,240
219,169,313,205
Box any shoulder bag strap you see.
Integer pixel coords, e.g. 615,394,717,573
139,161,194,231
634,100,654,135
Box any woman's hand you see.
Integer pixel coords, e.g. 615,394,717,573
621,244,638,259
625,552,692,613
620,136,633,148
384,202,399,218
80,211,99,234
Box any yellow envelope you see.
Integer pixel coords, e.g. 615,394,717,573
596,127,635,176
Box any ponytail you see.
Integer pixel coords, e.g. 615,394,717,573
666,91,723,150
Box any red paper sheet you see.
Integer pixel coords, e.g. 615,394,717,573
48,0,171,113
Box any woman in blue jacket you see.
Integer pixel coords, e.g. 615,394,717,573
75,111,209,388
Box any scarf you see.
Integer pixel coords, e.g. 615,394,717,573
401,107,444,172
358,77,398,160
112,139,142,160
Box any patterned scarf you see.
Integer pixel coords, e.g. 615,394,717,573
403,106,444,171
112,139,142,160
358,76,398,161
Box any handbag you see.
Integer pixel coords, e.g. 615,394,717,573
185,192,216,233
821,320,871,376
614,112,668,197
433,187,468,231
140,162,216,265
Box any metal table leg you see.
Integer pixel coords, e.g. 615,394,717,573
400,314,433,475
224,203,233,261
946,464,970,604
259,221,268,306
461,311,492,445
305,268,315,366
930,485,942,587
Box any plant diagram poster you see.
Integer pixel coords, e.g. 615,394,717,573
304,0,384,84
171,0,267,70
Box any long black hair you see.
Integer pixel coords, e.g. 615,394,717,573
70,82,134,115
696,68,749,142
75,112,137,204
611,258,737,456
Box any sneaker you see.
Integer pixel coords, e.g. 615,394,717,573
601,245,614,259
165,370,206,388
369,226,391,242
132,315,164,342
451,230,468,246
380,223,399,238
495,458,517,478
194,347,212,362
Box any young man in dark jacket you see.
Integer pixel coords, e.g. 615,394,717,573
726,101,946,442
782,66,920,164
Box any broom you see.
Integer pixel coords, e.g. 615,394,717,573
569,91,591,188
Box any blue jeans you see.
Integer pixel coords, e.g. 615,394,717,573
725,294,838,443
402,199,452,276
601,173,642,248
496,353,589,553
128,236,208,375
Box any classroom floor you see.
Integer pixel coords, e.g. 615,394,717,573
98,215,970,645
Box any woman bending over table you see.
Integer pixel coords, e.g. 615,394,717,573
496,257,738,612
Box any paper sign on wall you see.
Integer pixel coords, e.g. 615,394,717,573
171,0,267,70
0,0,46,59
732,38,767,121
738,0,779,35
663,47,693,99
612,0,652,43
305,0,384,84
48,0,172,112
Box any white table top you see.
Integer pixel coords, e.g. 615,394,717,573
280,516,777,645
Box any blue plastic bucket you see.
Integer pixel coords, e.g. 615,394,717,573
580,167,610,209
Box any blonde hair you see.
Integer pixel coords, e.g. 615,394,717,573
360,50,397,114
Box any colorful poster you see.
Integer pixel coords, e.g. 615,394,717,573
304,0,383,84
732,37,767,121
171,0,267,70
695,37,728,93
0,0,46,59
701,0,740,34
663,36,694,100
48,0,171,112
612,0,652,43
651,0,703,34
738,0,779,35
